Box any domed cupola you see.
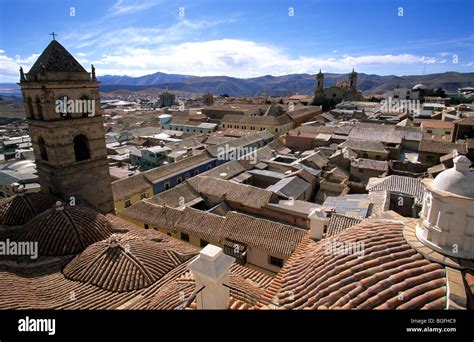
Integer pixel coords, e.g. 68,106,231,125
416,155,474,259
19,201,111,256
63,234,196,292
0,191,56,226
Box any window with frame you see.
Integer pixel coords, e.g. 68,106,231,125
268,255,284,267
200,239,208,248
124,199,131,208
164,182,171,190
140,192,148,199
180,233,189,242
176,177,183,184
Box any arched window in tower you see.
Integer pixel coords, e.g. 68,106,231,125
38,137,48,161
35,96,44,120
73,134,91,162
80,96,92,117
57,96,71,119
26,97,34,119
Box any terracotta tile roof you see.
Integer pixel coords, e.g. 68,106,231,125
262,221,447,309
143,153,214,183
420,120,454,130
0,192,56,226
222,212,307,257
149,263,274,310
112,173,152,201
455,117,474,126
366,175,423,204
120,201,305,259
188,176,275,210
206,131,273,158
326,214,363,237
464,270,474,310
286,106,322,120
222,114,292,126
175,207,226,243
348,123,422,144
419,139,467,155
63,234,197,293
351,158,389,172
0,228,200,309
147,182,201,207
340,139,388,153
120,201,183,231
20,204,112,256
202,160,247,179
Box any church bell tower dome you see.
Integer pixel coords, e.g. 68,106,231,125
416,155,474,259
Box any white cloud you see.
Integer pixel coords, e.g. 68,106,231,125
63,19,229,50
0,51,40,82
91,39,447,78
108,0,161,16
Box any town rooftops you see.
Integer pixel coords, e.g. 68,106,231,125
112,173,152,201
143,152,214,184
347,123,422,144
266,176,311,199
366,175,424,204
340,139,388,153
420,120,455,130
222,113,292,126
323,194,372,218
120,202,306,258
187,176,275,210
418,139,467,155
351,158,389,172
285,106,322,120
325,213,363,237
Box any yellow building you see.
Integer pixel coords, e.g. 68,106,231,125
221,113,293,136
111,173,153,212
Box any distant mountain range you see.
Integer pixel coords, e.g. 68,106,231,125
97,71,474,97
1,72,473,98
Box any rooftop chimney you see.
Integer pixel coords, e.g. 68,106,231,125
187,244,235,309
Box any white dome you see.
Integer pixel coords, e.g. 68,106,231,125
432,155,474,198
412,84,427,90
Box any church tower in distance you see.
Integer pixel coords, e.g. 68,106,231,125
19,40,114,213
349,68,357,92
315,69,324,96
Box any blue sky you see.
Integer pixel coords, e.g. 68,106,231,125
0,0,473,82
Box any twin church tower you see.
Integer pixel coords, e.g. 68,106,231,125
19,40,114,213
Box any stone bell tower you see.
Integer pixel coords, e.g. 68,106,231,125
19,39,114,213
349,68,357,92
315,69,324,96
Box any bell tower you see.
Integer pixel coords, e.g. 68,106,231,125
349,68,357,92
19,40,114,213
315,69,324,96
